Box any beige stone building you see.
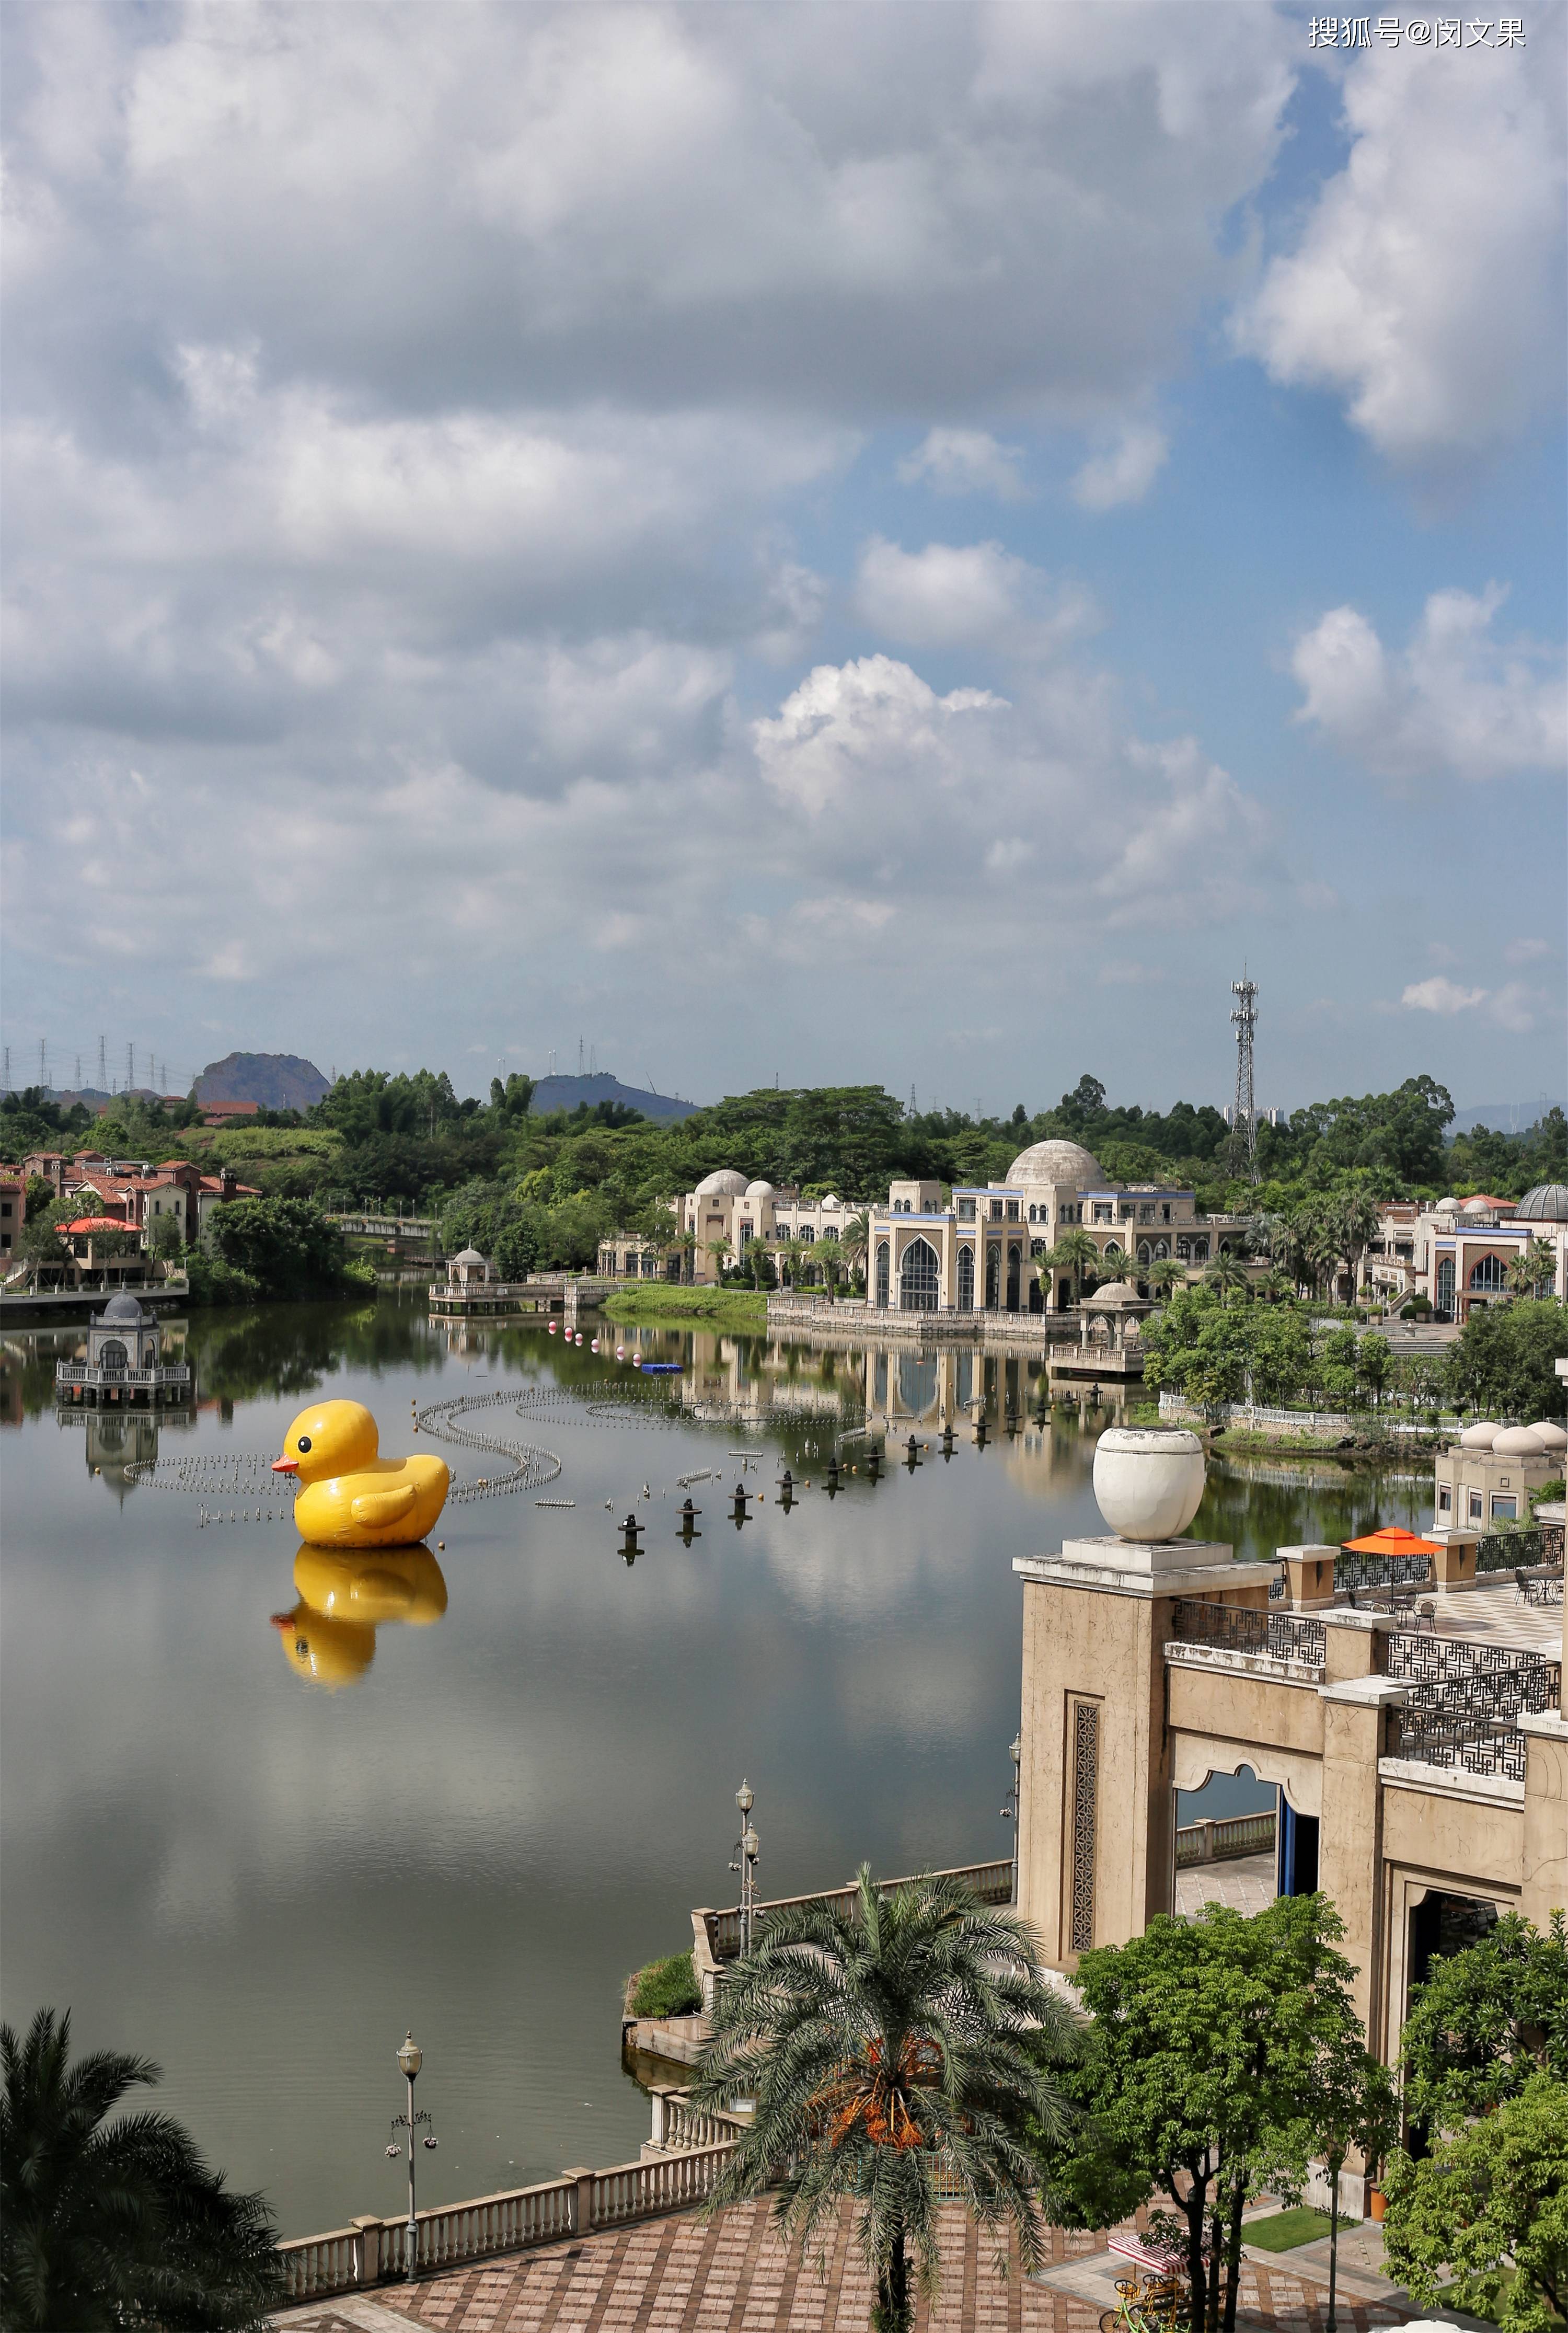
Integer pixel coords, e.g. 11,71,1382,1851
1367,1183,1568,1317
1435,1418,1567,1530
1013,1466,1566,2200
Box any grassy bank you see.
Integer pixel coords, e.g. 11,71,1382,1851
603,1284,767,1329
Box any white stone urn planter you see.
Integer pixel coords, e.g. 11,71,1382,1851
1093,1426,1207,1543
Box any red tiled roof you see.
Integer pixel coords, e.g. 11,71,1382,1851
63,1217,131,1235
201,1100,261,1117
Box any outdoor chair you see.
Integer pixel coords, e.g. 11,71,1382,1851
1413,1599,1436,1634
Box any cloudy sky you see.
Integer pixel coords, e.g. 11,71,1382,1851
3,2,1563,1113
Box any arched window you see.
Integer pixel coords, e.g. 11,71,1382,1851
1136,1240,1152,1265
1154,1239,1169,1260
1006,1243,1021,1312
985,1244,1000,1308
1468,1253,1506,1291
98,1339,129,1371
1435,1256,1456,1315
1102,1240,1122,1264
1192,1238,1209,1262
875,1242,890,1308
956,1244,974,1311
1028,1203,1037,1222
899,1236,940,1312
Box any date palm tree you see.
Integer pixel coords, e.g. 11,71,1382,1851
1332,1191,1383,1307
842,1212,872,1287
1146,1257,1186,1305
1506,1236,1558,1299
689,1867,1078,2333
1204,1250,1252,1306
1,2006,282,2331
704,1234,733,1283
672,1228,700,1285
811,1237,840,1303
1040,1227,1100,1309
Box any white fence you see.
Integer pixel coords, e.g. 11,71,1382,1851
1158,1391,1459,1436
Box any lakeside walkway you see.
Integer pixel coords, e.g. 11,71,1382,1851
271,2198,1412,2333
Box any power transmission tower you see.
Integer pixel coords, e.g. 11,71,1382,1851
2,1047,9,1093
1227,972,1259,1183
39,1038,47,1088
98,1035,108,1092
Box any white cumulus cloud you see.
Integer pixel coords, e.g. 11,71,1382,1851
1070,421,1169,511
853,538,1095,655
1292,586,1566,782
1237,32,1566,462
897,429,1027,501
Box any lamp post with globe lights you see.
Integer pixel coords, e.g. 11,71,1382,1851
386,2031,437,2280
729,1780,760,1957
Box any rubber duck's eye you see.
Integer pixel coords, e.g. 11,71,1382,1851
297,1435,312,1454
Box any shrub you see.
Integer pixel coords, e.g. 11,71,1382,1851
628,1952,701,2019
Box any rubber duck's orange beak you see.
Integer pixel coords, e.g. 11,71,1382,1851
271,1456,298,1474
269,1612,294,1630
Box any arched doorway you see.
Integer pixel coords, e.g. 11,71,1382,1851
875,1243,890,1309
1006,1243,1021,1312
956,1245,974,1311
98,1340,129,1371
1435,1256,1455,1317
899,1236,939,1312
985,1244,1000,1308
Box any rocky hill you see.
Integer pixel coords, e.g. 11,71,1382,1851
528,1072,698,1123
194,1052,330,1111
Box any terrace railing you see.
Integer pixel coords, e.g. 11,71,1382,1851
1475,1526,1564,1576
1174,1811,1276,1868
1389,1705,1529,1784
704,1859,1014,1963
277,2142,736,2304
1167,1600,1327,1670
1386,1634,1562,1710
1334,1550,1432,1594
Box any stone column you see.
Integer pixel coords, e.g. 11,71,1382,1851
1429,1531,1479,1592
1317,1674,1409,2054
564,2167,596,2237
351,2217,383,2285
1280,1546,1339,1609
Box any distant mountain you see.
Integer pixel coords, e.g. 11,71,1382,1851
529,1072,698,1123
195,1052,330,1111
1449,1101,1563,1134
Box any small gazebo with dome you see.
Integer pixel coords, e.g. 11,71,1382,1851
55,1291,193,1407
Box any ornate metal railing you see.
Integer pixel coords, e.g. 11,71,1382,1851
1167,1600,1327,1669
1268,1570,1286,1602
1387,1635,1560,1703
1388,1706,1529,1783
1334,1550,1432,1593
1475,1526,1564,1576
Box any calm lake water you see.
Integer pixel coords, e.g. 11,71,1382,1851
1,1294,1432,2236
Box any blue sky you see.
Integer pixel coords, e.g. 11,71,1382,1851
2,2,1563,1115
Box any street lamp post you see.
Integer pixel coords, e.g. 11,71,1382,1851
387,2031,437,2281
1000,1734,1022,1904
730,1780,760,1957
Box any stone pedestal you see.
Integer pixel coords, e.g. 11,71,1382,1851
1280,1545,1340,1608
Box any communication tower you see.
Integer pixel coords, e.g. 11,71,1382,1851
1227,971,1259,1183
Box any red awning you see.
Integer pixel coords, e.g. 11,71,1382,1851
1341,1525,1444,1556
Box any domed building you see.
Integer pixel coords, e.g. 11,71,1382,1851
1515,1183,1568,1221
598,1168,855,1285
55,1290,192,1407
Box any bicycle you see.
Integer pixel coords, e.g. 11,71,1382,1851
1100,2271,1187,2333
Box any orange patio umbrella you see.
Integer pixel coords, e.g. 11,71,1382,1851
1340,1525,1444,1556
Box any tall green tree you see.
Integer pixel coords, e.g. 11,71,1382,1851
1041,1229,1101,1307
1382,2073,1567,2333
689,1867,1079,2333
0,2007,282,2331
1033,1895,1366,2333
1446,1300,1568,1420
1397,1910,1568,2134
1203,1251,1252,1306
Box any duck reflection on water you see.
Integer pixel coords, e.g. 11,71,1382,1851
270,1543,448,1688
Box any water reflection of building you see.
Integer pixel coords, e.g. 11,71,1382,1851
271,1544,448,1688
57,1405,164,1502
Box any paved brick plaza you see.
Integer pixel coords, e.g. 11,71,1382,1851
274,2200,1411,2333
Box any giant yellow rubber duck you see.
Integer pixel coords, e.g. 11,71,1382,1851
272,1399,449,1547
271,1543,448,1688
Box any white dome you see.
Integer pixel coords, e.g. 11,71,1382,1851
695,1169,748,1197
1006,1138,1102,1189
744,1179,775,1200
1526,1419,1568,1451
1434,1196,1459,1213
1458,1421,1500,1449
1492,1425,1547,1457
1460,1195,1494,1213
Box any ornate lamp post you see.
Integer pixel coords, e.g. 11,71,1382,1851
729,1780,760,1956
386,2031,437,2280
1000,1734,1022,1903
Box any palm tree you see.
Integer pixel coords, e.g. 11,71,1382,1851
704,1234,733,1283
1332,1191,1383,1306
672,1228,700,1285
744,1237,773,1292
1204,1250,1252,1306
689,1867,1078,2333
1506,1236,1558,1298
811,1237,840,1303
1,2006,282,2331
1146,1257,1186,1305
842,1212,872,1288
1040,1227,1100,1309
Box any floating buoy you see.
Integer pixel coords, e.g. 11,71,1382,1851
616,1347,626,1360
548,1321,558,1335
590,1339,599,1352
